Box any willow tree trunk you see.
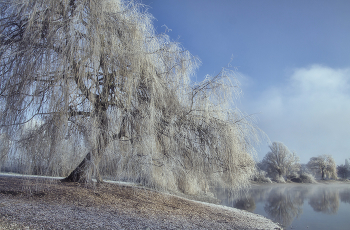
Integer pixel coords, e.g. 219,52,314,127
63,111,109,183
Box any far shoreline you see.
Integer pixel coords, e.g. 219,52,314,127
250,178,350,186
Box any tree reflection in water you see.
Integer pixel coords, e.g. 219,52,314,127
214,188,258,212
339,188,350,204
234,196,256,212
215,183,350,229
308,187,339,214
264,187,303,227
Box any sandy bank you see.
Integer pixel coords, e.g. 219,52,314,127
0,174,282,230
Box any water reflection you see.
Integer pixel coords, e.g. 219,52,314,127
214,188,257,212
264,187,303,227
339,188,350,204
234,197,256,212
215,184,350,229
308,187,339,214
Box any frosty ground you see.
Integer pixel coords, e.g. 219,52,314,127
0,174,281,230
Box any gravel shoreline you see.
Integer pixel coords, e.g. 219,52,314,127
0,174,282,230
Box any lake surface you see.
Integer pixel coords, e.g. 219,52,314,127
215,183,350,230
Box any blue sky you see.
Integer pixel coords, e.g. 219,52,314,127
141,0,350,165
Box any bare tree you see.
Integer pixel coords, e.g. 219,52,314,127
307,155,337,180
261,142,300,180
0,0,260,194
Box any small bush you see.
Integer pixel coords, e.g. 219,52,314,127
274,176,286,183
252,170,272,183
299,173,317,183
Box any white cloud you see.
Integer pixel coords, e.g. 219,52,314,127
247,65,350,164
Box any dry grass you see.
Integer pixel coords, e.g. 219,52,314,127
0,175,282,229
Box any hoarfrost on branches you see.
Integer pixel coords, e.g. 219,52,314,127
307,155,337,180
0,0,261,194
261,142,300,181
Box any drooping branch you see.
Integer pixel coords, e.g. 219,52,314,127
0,0,261,193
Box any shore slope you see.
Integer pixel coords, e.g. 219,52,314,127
0,174,281,230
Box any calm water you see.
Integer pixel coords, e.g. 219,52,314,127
215,183,350,230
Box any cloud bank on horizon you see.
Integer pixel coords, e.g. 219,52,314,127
245,65,350,164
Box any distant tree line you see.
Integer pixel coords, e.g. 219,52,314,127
254,141,349,183
337,159,350,179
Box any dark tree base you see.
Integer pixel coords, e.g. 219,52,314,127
62,152,103,183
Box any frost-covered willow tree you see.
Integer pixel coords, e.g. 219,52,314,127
0,0,260,194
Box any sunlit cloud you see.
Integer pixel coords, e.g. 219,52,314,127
246,65,350,164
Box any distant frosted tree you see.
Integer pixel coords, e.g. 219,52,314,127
337,159,350,179
262,142,300,180
337,165,348,179
307,155,337,180
0,0,260,193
